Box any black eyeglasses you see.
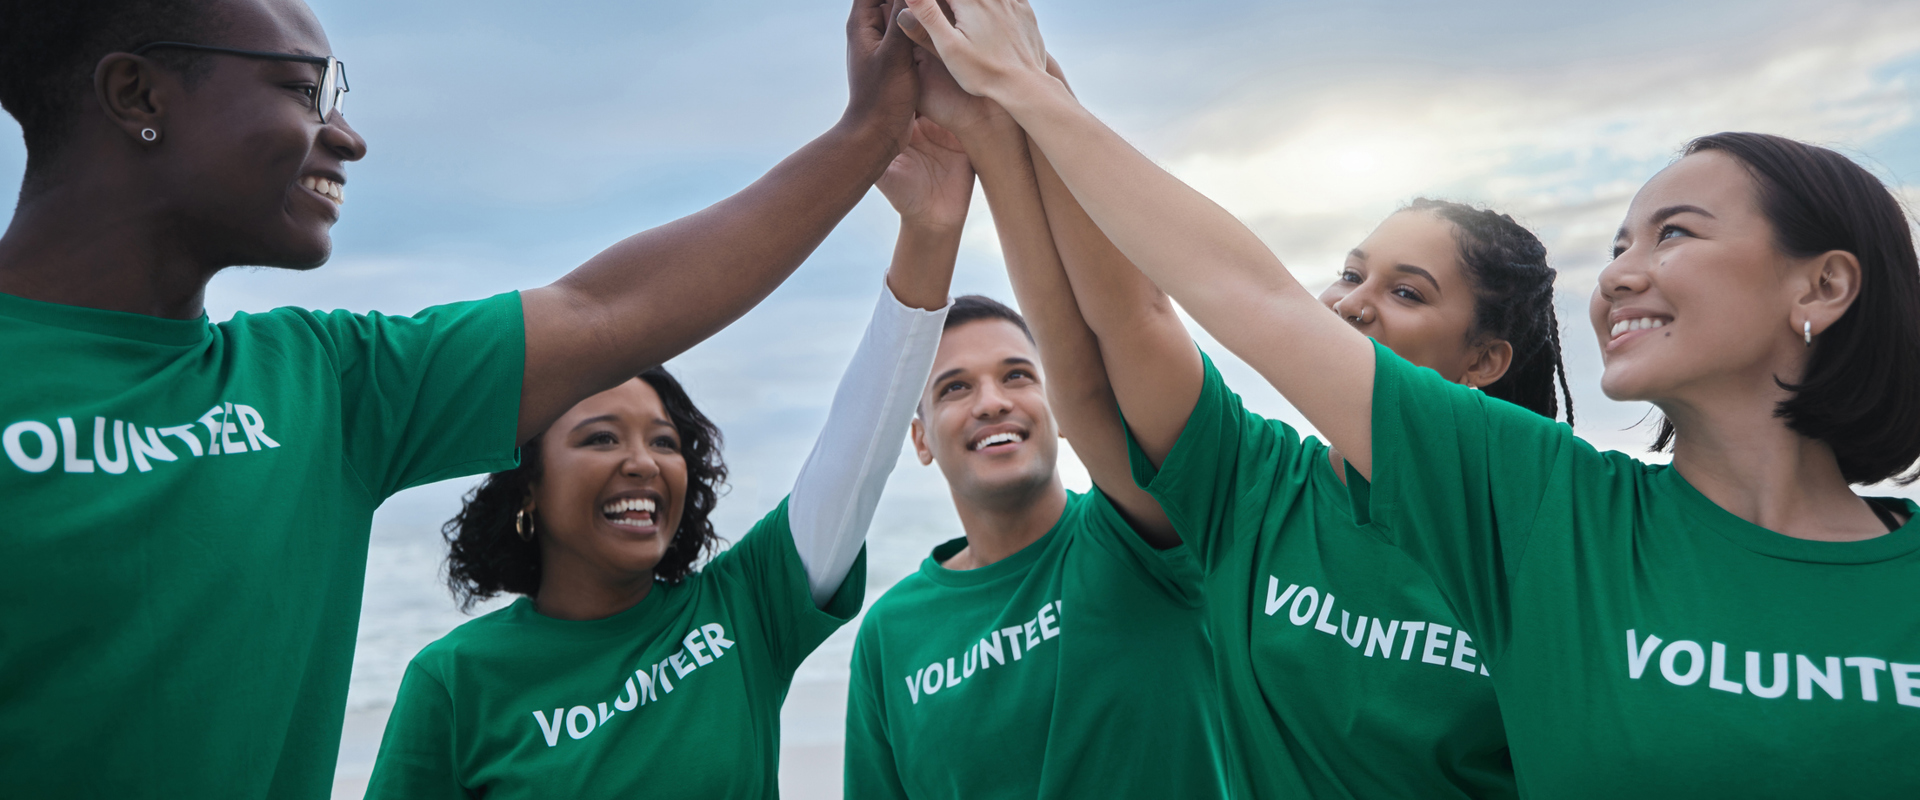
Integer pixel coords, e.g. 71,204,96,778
131,41,348,124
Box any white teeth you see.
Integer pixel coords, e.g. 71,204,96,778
972,432,1024,451
600,497,657,515
1610,317,1668,338
301,176,345,205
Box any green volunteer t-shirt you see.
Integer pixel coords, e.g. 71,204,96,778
1351,341,1920,797
1125,353,1513,800
0,290,524,798
843,489,1228,800
364,499,863,799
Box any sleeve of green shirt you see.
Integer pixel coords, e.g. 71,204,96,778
703,498,867,675
843,623,910,800
1345,341,1572,660
1080,487,1206,607
364,661,471,800
299,292,526,500
1125,350,1319,572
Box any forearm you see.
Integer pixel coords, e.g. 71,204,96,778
789,280,949,607
961,123,1176,544
993,76,1378,475
518,119,901,442
1029,141,1201,468
886,221,963,311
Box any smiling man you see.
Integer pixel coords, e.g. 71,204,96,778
0,0,917,796
842,296,1228,799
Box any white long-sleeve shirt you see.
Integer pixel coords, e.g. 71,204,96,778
787,282,949,607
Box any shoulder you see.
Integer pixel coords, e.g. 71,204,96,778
406,601,527,673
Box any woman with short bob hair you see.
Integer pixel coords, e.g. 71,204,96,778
897,2,1920,792
364,115,973,799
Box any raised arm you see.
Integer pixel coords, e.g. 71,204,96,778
788,116,963,607
911,52,1175,544
514,0,918,443
902,0,1381,477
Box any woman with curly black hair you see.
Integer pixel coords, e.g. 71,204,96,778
364,115,974,799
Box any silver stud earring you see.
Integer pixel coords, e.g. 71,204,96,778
1804,320,1813,347
140,128,158,142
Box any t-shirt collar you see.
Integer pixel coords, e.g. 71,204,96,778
0,291,210,346
1662,466,1920,564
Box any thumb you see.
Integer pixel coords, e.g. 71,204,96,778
897,7,935,51
900,0,963,53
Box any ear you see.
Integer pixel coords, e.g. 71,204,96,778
1462,338,1514,389
93,53,174,143
911,418,934,465
1796,249,1863,338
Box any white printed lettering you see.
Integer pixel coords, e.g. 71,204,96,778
980,631,1005,668
1002,626,1026,660
1847,657,1886,702
669,651,694,679
653,661,674,694
565,706,595,739
1288,587,1320,626
233,404,280,450
906,671,922,705
1798,655,1844,701
1422,625,1453,666
1265,578,1299,617
196,407,224,457
963,644,978,678
684,630,713,666
58,417,94,472
220,403,246,453
1024,620,1040,650
1398,622,1426,660
1746,652,1789,698
93,418,128,474
534,709,566,747
157,425,203,456
615,678,642,711
1627,630,1663,679
1661,640,1705,686
1314,594,1341,636
3,421,57,473
1709,642,1744,694
1365,618,1401,658
597,702,614,724
633,669,658,704
1451,630,1478,672
1340,612,1367,648
945,657,961,688
127,426,177,472
923,662,944,696
1038,603,1059,640
701,624,734,654
1891,664,1920,708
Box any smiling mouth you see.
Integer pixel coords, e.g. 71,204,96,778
970,431,1026,451
300,175,345,205
601,496,657,529
1609,317,1669,340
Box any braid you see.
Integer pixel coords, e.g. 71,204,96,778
1406,198,1574,427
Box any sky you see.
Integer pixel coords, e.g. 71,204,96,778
3,0,1917,795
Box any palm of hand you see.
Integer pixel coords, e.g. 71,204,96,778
877,118,974,226
913,48,1006,136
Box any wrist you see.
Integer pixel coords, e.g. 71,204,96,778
897,215,967,241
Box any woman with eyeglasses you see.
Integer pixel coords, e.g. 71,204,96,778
905,0,1920,794
362,115,968,799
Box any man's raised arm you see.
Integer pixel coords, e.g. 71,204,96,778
516,0,917,442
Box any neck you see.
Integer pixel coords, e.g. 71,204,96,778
1663,391,1891,542
945,475,1070,570
531,551,656,621
0,165,217,319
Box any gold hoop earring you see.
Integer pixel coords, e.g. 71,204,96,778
515,507,535,541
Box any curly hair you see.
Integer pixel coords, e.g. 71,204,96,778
442,367,729,612
1408,198,1575,427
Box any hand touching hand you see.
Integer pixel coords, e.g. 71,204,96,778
877,116,976,230
844,0,920,152
898,0,1050,103
909,45,1015,142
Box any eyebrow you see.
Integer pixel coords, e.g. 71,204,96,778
1393,264,1440,294
931,357,1038,387
568,414,672,434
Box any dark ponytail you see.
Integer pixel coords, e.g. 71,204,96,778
1408,198,1574,427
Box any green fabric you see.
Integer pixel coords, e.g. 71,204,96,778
1125,353,1513,800
365,499,864,799
1352,340,1920,797
843,489,1228,800
0,290,525,798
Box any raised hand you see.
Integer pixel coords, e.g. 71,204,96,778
898,0,1051,102
845,0,921,153
910,45,1015,142
877,116,975,231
